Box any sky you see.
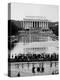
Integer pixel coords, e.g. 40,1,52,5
10,3,59,22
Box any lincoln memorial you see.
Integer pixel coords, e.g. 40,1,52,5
23,16,48,30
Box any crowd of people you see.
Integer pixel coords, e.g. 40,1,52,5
8,53,58,62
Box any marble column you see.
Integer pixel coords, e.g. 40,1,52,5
43,22,45,29
39,22,40,28
31,21,33,28
46,22,47,29
23,21,24,28
45,22,46,29
41,22,43,28
42,22,44,29
34,21,35,28
40,22,42,28
47,21,48,29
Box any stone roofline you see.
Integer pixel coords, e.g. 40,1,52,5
23,16,49,21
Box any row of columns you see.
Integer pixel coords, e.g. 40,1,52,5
23,21,48,29
32,21,48,29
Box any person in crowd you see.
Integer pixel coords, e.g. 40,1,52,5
17,72,20,77
37,67,40,72
32,66,35,74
